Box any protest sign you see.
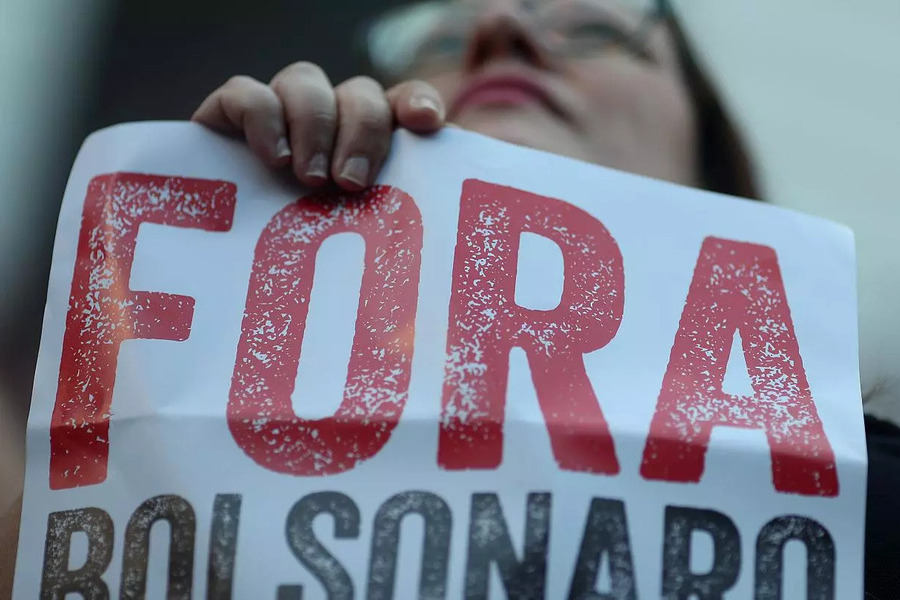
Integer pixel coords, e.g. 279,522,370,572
14,122,866,598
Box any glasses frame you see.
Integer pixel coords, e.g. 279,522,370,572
358,0,673,83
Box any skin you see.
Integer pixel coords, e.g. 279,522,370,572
190,0,699,191
0,0,699,588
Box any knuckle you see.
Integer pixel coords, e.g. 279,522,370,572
269,77,289,96
225,86,273,115
338,88,390,128
223,75,259,91
341,75,384,94
287,108,335,133
308,109,336,130
353,108,390,135
273,61,327,86
271,64,336,114
342,114,391,156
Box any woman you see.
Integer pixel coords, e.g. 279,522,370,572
190,0,900,595
1,0,896,596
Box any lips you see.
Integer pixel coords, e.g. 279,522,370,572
450,73,560,118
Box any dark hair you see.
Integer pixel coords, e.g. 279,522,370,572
661,5,761,199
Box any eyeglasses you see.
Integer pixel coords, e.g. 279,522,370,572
363,0,670,82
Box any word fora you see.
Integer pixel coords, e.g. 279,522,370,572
40,492,837,600
51,173,837,495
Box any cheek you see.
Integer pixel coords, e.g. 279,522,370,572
575,62,692,138
566,60,698,180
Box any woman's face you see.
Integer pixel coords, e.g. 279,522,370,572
405,0,699,186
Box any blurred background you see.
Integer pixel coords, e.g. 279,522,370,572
1,0,898,445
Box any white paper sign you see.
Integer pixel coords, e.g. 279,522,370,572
14,122,866,599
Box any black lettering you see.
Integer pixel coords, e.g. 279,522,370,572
366,491,452,600
754,516,835,600
40,507,114,600
207,494,242,600
120,494,196,600
464,492,551,600
567,498,636,600
278,492,359,600
662,505,740,600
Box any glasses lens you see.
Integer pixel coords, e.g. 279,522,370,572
366,1,466,80
365,0,664,80
539,0,658,58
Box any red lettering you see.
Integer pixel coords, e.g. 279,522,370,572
52,173,236,489
439,180,625,473
640,237,838,496
228,186,423,475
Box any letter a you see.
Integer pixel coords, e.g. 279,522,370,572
641,237,838,496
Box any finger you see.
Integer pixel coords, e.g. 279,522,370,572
332,76,393,191
386,80,446,133
270,62,338,187
192,76,290,167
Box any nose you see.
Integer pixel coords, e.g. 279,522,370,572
463,0,552,71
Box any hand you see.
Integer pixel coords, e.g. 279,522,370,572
0,495,21,597
192,62,446,191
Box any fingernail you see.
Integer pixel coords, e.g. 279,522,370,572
410,95,445,120
276,137,291,159
306,153,329,179
340,156,369,187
